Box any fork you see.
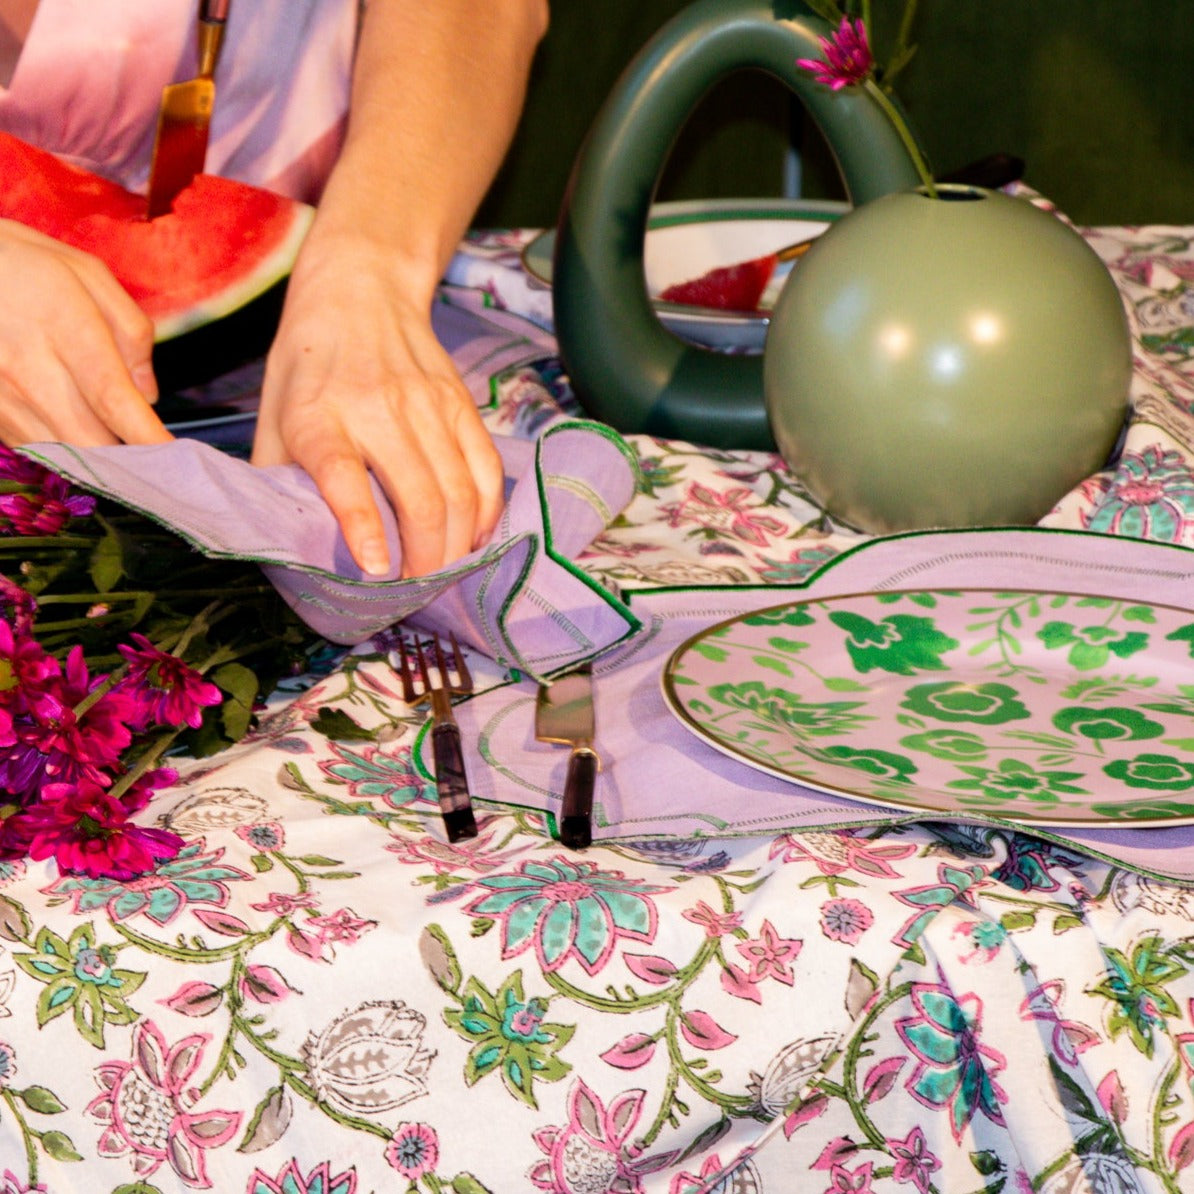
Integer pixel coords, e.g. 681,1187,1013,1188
392,631,478,843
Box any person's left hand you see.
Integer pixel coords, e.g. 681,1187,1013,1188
251,234,505,579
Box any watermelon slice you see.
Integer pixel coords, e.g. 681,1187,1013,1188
0,131,313,343
659,253,778,313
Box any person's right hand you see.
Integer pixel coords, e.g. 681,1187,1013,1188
0,218,172,447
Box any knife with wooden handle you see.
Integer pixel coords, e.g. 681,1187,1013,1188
146,0,230,218
535,664,599,849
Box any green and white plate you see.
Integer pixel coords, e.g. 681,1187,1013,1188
662,589,1194,827
522,197,844,352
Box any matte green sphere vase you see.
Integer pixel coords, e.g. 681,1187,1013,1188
762,185,1133,531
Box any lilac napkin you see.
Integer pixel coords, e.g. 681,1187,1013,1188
430,527,1194,883
22,417,642,678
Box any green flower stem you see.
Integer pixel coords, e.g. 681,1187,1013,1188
809,984,913,1151
1151,1058,1185,1193
1,1087,39,1187
863,78,936,198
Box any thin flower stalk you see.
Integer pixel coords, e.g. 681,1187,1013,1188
796,14,937,198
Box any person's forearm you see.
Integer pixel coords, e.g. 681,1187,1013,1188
308,0,548,298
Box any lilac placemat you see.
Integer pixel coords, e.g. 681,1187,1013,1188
429,527,1194,883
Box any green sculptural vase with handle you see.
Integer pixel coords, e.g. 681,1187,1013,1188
554,0,1132,531
552,0,921,450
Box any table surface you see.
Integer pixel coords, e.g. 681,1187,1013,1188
6,207,1194,1194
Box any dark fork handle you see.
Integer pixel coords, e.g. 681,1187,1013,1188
431,722,478,841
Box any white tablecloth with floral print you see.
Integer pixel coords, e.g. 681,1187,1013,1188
5,204,1194,1194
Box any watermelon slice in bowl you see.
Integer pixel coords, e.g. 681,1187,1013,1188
0,132,313,388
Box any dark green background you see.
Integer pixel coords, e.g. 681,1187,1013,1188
476,1,1194,230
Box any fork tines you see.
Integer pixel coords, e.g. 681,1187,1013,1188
392,630,478,843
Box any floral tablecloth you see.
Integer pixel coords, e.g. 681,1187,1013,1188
6,205,1194,1194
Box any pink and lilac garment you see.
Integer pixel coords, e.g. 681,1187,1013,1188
0,0,359,201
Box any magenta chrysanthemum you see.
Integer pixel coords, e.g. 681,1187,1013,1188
12,776,183,879
0,473,96,536
0,444,47,486
796,16,874,90
116,633,222,730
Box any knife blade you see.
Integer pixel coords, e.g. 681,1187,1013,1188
146,0,230,218
535,664,600,850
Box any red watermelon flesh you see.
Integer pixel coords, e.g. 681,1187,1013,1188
0,132,313,342
658,253,778,312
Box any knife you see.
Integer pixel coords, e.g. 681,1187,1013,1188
535,664,600,849
146,0,230,218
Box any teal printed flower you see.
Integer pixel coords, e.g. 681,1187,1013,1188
44,840,250,926
947,759,1086,807
1103,753,1194,791
1085,445,1194,541
249,1160,357,1194
14,923,144,1048
1035,620,1149,672
465,858,669,975
828,610,958,675
991,837,1079,894
819,746,918,785
319,741,434,808
900,682,1030,726
1090,936,1184,1056
444,971,574,1107
896,983,1008,1143
707,681,869,737
1052,706,1164,742
900,729,989,762
756,544,839,583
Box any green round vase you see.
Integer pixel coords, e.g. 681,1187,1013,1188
762,185,1133,531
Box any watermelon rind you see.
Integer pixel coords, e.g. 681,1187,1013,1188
150,201,313,342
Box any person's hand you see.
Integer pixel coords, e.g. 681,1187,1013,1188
251,234,505,579
0,219,171,447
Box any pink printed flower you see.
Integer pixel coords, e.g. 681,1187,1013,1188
820,897,873,944
235,821,285,852
889,1126,942,1193
682,899,743,939
0,1169,47,1194
250,890,319,916
530,1079,647,1193
307,907,376,946
828,1160,876,1193
87,1020,241,1188
736,920,803,985
797,17,874,90
662,482,787,548
770,829,916,878
386,1122,439,1180
669,1153,731,1194
116,634,222,730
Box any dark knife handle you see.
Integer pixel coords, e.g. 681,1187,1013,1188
559,747,597,850
431,722,477,842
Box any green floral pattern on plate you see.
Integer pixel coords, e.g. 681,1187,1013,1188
663,590,1194,826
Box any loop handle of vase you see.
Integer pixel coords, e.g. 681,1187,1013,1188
552,0,924,449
